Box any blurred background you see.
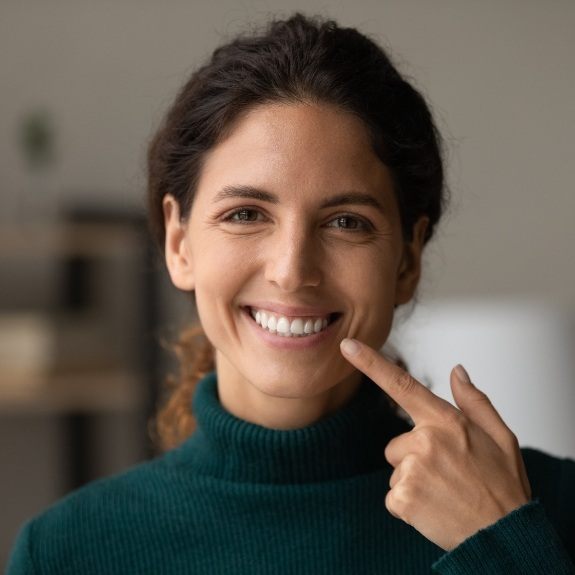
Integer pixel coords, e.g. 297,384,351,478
1,0,574,567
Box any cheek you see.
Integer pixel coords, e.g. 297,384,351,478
191,237,256,335
193,288,238,355
335,241,400,297
193,233,257,292
337,247,399,344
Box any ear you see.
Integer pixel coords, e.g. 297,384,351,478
395,216,429,306
163,194,195,291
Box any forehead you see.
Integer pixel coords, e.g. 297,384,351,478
196,102,394,206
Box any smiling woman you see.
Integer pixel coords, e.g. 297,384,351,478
160,101,428,431
149,20,442,443
7,12,575,575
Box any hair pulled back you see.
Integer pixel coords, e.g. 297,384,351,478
147,13,446,451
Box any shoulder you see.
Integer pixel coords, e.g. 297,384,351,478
520,446,575,545
22,457,178,541
31,454,173,529
8,456,179,573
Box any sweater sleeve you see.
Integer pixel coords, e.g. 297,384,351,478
431,499,575,574
6,521,38,575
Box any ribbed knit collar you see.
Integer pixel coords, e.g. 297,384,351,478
172,372,412,484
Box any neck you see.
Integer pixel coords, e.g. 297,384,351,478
175,371,410,484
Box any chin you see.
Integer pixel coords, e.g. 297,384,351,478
242,360,356,399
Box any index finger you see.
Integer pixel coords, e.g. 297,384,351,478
340,337,452,424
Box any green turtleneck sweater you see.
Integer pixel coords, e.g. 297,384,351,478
7,373,575,574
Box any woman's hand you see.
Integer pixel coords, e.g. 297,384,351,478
340,338,532,551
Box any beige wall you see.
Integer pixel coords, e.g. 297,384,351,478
1,0,574,308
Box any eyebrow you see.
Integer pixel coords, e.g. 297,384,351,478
214,185,278,204
213,185,386,214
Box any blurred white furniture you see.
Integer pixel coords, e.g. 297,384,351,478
389,298,575,459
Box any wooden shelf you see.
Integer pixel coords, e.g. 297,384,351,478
0,369,144,414
0,222,144,258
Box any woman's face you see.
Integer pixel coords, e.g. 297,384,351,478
164,102,427,408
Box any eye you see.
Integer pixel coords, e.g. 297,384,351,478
326,215,373,232
223,208,266,223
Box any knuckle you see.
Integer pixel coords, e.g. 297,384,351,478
414,427,436,456
384,434,406,464
384,489,398,517
388,484,416,521
400,453,420,477
392,371,418,398
471,389,492,407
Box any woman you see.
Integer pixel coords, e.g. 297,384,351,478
8,13,575,574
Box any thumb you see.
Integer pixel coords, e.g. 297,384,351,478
451,364,532,498
450,365,511,442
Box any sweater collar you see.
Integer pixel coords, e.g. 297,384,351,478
170,372,412,484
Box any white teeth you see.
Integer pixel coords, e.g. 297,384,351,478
249,308,336,337
276,317,290,335
290,318,304,335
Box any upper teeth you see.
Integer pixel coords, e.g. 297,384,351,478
250,308,330,337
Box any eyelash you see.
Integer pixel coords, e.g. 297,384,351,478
325,215,373,232
223,208,266,224
221,207,374,232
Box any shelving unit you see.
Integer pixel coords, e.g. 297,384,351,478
0,370,142,414
0,221,144,258
0,209,164,490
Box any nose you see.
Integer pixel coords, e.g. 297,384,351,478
264,223,322,292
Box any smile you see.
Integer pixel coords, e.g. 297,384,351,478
245,307,341,338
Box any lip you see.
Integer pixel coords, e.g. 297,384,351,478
240,306,342,350
242,301,339,318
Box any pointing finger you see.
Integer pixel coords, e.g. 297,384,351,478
340,337,454,424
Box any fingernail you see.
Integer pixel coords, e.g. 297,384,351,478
455,364,473,386
341,338,360,356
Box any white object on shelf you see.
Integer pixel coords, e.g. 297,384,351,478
388,298,575,459
0,313,55,386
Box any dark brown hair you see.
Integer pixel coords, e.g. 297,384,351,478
147,13,446,451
